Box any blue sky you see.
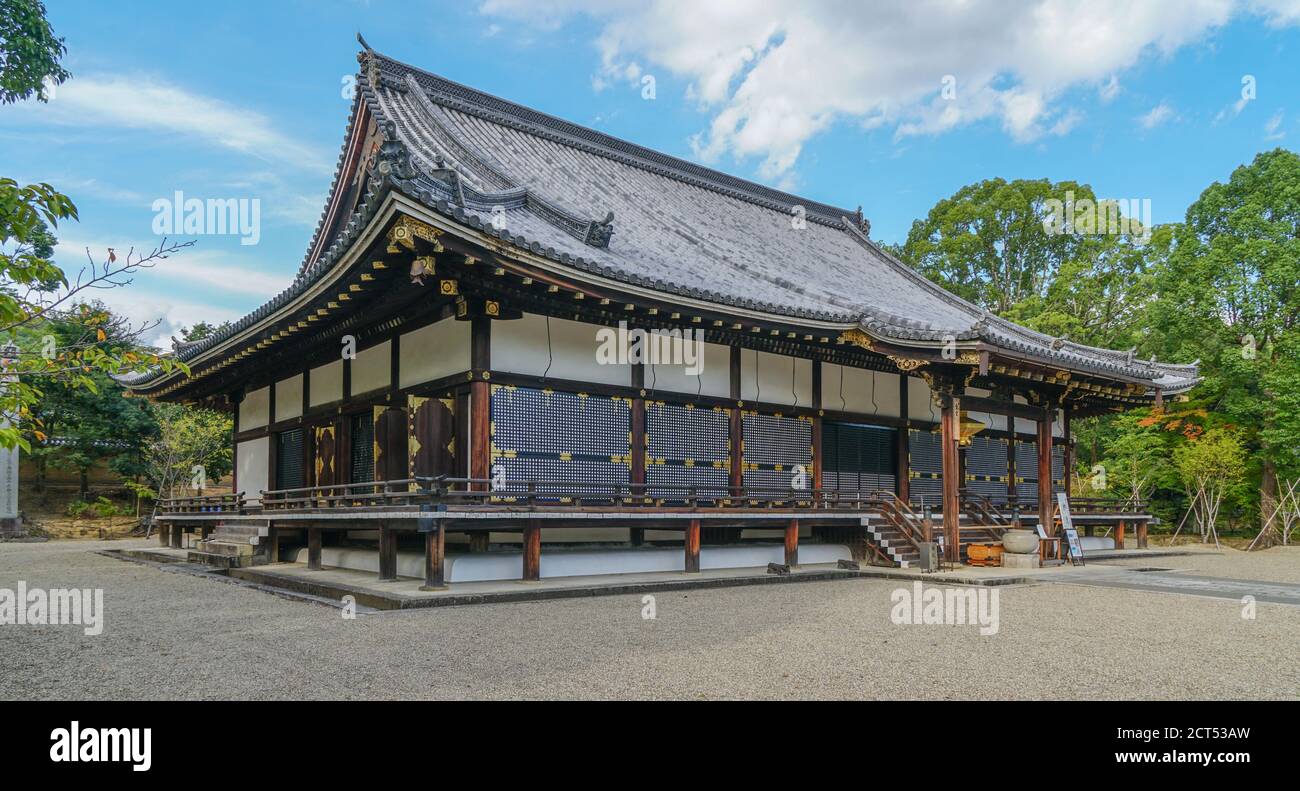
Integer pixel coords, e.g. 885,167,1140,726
3,1,1298,345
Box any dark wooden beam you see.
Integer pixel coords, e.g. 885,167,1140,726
785,519,799,567
307,527,322,570
1037,412,1053,532
729,346,743,497
523,519,541,581
897,375,909,501
378,522,397,581
422,521,446,590
811,361,823,493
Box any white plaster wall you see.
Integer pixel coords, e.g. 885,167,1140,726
740,350,813,407
907,375,940,422
236,436,270,503
822,363,900,417
645,341,730,398
492,313,630,387
239,386,270,430
274,374,303,422
400,317,470,388
351,340,391,395
309,359,343,407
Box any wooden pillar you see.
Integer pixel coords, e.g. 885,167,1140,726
522,519,541,581
1062,406,1074,498
1115,520,1126,550
307,527,322,570
785,519,799,567
158,524,169,546
378,522,397,581
1037,410,1053,533
940,395,961,563
200,525,211,541
630,361,646,547
684,518,701,573
169,524,182,549
421,521,446,590
811,361,823,498
1137,520,1148,549
266,525,280,563
896,376,910,502
470,316,491,491
729,347,743,498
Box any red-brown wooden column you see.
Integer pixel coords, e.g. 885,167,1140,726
1115,520,1127,549
1037,410,1054,533
785,518,799,567
522,518,541,581
421,520,445,590
684,518,701,573
729,347,743,498
377,522,397,581
896,375,910,502
630,362,646,545
470,316,492,492
941,394,961,563
811,361,823,498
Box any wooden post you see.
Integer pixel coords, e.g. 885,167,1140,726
307,527,322,570
470,315,491,492
169,524,182,549
378,522,397,581
631,361,646,547
684,518,701,573
1137,520,1148,549
523,519,541,581
811,361,823,499
266,525,280,563
785,519,799,567
1115,520,1126,550
940,395,961,563
1062,406,1074,498
896,376,910,502
158,524,169,546
729,347,743,498
421,521,445,590
1037,411,1053,534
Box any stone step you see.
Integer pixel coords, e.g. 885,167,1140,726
197,539,255,558
210,523,268,539
186,550,246,569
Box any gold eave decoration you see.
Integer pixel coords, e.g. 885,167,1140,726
887,354,929,373
837,328,876,351
387,215,444,253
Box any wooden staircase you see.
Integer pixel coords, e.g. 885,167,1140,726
859,492,1011,567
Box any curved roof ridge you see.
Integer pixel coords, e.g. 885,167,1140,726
371,49,853,227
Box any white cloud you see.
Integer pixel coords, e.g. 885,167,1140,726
1138,101,1176,129
1264,109,1286,139
481,0,1299,176
14,74,331,174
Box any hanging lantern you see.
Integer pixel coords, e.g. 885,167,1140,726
932,410,988,446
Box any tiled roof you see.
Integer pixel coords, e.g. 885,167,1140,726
118,45,1199,396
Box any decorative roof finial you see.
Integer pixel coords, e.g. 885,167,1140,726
854,205,870,237
357,32,372,52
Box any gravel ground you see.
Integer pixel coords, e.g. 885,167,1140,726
1,539,1297,700
1106,544,1300,583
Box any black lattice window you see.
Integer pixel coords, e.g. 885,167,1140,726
350,412,374,484
646,401,729,499
742,412,812,492
490,385,630,500
965,435,1008,500
823,422,896,494
1052,445,1066,493
908,429,944,506
276,428,304,491
1014,439,1038,503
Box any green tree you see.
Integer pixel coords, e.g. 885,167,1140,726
0,0,68,104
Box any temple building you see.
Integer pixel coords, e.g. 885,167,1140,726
126,41,1198,587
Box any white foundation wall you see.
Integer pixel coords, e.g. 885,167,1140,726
309,359,343,407
351,340,390,395
822,363,901,417
239,386,270,430
492,313,630,387
236,437,270,503
274,374,303,422
400,317,470,388
740,350,813,407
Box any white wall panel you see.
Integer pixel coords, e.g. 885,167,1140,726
236,436,270,503
400,317,470,388
351,340,391,395
492,313,629,387
274,374,303,422
309,360,343,407
822,363,900,418
644,341,730,398
740,350,813,407
239,386,270,430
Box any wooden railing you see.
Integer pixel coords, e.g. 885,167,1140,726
260,478,439,511
158,492,246,514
